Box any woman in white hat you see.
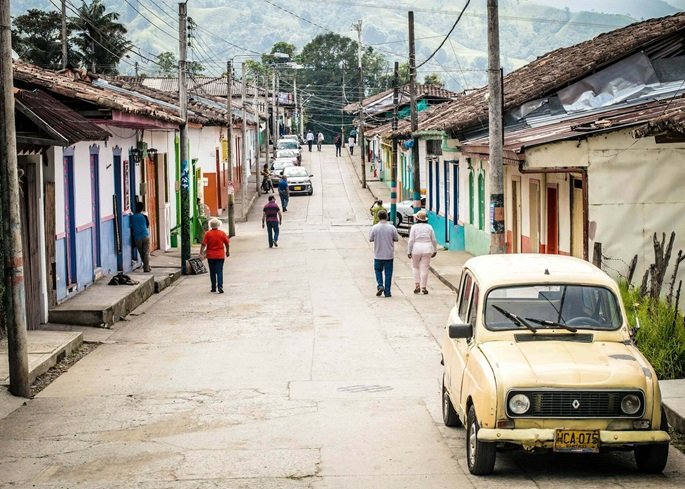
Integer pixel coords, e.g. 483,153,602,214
407,210,437,294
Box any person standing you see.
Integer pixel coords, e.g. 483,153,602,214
278,172,290,212
334,133,342,156
317,131,324,151
368,209,399,298
262,195,283,248
369,199,384,225
200,218,230,293
408,210,438,294
131,202,151,272
348,134,356,156
306,130,315,152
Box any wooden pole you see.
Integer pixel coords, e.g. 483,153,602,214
61,0,67,68
488,0,505,254
226,61,235,237
0,0,30,397
178,2,190,272
241,61,248,219
390,61,399,225
408,11,421,212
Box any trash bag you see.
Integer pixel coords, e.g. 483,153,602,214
187,257,207,275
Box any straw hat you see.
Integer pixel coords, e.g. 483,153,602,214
415,210,427,222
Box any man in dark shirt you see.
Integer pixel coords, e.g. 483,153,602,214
262,195,283,248
278,173,290,212
131,202,151,272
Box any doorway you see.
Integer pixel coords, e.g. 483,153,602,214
529,179,540,253
63,154,77,286
547,185,559,254
146,155,159,251
19,160,41,330
90,148,102,268
511,179,521,253
571,177,584,258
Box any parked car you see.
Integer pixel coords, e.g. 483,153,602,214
274,148,300,164
283,166,313,195
276,139,301,164
382,196,426,227
441,254,670,475
270,159,295,185
281,134,301,146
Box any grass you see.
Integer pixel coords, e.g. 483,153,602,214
619,282,685,380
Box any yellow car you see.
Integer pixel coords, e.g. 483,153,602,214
441,254,670,475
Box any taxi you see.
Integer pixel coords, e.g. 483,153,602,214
441,254,670,475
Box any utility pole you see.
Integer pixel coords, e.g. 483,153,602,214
241,61,248,219
271,69,277,154
408,11,421,213
390,61,399,225
0,0,29,397
178,2,190,273
225,60,236,237
293,76,298,136
134,61,139,77
254,74,260,196
299,91,304,138
488,0,505,254
61,0,67,69
353,20,366,188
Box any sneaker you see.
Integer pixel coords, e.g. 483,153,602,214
414,285,421,294
274,242,278,247
211,288,216,293
218,288,224,294
422,288,429,295
385,294,392,298
376,286,383,297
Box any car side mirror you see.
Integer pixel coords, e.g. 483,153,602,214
309,174,314,177
448,323,473,339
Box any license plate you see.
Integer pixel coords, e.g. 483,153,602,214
293,186,302,191
554,429,600,453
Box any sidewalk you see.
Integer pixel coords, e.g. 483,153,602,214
345,148,685,436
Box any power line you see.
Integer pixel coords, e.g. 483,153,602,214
416,0,471,69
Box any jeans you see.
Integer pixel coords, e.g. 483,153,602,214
207,258,224,290
135,237,150,272
411,253,432,288
349,146,354,155
374,258,394,296
317,141,322,151
279,191,289,211
266,221,280,247
335,145,341,156
307,141,313,152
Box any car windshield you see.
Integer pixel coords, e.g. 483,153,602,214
484,284,622,331
284,167,308,177
277,141,299,150
277,150,297,158
272,160,294,171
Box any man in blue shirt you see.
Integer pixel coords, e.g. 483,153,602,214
131,202,151,272
278,173,290,212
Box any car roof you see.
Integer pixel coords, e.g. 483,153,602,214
464,254,615,291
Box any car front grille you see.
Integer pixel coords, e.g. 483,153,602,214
506,389,645,418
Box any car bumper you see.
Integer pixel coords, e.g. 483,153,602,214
288,184,311,194
478,428,670,448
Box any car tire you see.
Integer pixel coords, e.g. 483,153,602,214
308,189,313,196
634,407,669,474
466,405,496,475
442,377,461,427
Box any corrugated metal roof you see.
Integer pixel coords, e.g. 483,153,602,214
15,89,111,144
343,84,460,114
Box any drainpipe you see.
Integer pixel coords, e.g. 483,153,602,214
516,161,589,261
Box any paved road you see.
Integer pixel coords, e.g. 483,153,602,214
1,146,684,488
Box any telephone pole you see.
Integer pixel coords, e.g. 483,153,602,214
353,20,366,188
61,0,67,68
241,62,248,219
254,74,261,195
226,60,236,237
408,11,421,212
272,70,277,154
0,0,30,397
178,2,190,273
488,0,505,254
390,61,399,225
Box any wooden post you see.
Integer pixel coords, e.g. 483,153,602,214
226,61,235,237
627,254,638,287
592,242,602,268
0,0,30,397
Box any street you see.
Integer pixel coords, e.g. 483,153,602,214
1,146,684,488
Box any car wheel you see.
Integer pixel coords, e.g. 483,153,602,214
442,377,461,427
308,189,313,196
635,407,669,473
466,405,496,475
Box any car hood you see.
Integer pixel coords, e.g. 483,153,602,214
288,177,310,184
480,339,650,388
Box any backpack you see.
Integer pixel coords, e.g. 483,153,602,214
108,272,139,286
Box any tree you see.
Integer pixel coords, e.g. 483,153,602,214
156,51,176,76
423,73,444,87
12,9,79,69
71,0,131,74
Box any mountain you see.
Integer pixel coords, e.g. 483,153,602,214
10,0,682,91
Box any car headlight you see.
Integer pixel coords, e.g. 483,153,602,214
508,394,530,415
621,394,641,415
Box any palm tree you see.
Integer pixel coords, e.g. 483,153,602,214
71,0,131,74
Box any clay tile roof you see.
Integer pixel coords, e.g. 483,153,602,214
344,84,460,113
15,89,111,144
420,12,685,135
12,60,183,125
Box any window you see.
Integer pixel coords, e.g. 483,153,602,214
458,274,473,321
468,160,474,224
452,163,459,221
428,160,434,211
435,160,441,215
468,284,480,326
478,170,485,231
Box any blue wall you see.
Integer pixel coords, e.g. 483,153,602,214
99,219,118,275
75,229,94,290
56,238,67,301
427,211,465,251
121,214,133,272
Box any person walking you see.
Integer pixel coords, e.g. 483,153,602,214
306,130,315,152
317,131,324,151
369,199,384,225
348,134,356,156
368,209,399,298
278,172,290,212
131,202,151,272
200,218,230,293
262,195,283,248
408,210,438,294
334,133,342,156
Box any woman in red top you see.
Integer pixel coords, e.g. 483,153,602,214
200,218,230,293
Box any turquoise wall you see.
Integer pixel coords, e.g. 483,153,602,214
427,212,465,251
464,224,490,256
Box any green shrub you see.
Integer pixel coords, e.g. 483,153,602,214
620,281,685,380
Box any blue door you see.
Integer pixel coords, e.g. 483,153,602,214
90,151,101,268
64,155,77,286
113,154,123,271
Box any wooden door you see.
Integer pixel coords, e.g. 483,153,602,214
511,179,521,253
529,180,540,253
19,162,41,329
44,181,56,306
146,156,159,251
571,178,584,258
547,185,559,254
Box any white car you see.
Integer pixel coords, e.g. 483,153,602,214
283,166,313,195
382,197,425,227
